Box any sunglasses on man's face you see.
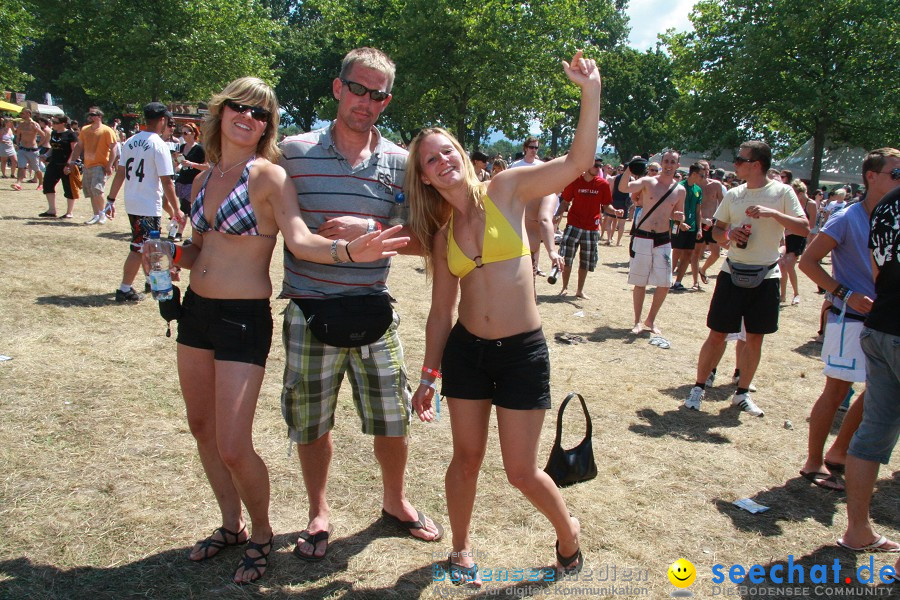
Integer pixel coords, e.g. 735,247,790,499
223,99,270,122
876,167,900,180
526,145,539,150
734,156,758,164
88,113,100,117
340,78,390,102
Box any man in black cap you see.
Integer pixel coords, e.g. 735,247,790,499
105,102,181,302
471,150,490,182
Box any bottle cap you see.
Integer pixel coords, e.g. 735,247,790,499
149,230,161,239
394,192,405,204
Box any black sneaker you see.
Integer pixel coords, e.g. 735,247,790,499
144,281,151,293
115,287,143,303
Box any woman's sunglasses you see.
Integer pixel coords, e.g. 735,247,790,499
223,99,270,122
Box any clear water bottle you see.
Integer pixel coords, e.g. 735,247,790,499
389,192,408,226
146,230,173,301
547,265,560,284
167,219,179,240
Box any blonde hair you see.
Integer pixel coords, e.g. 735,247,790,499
204,77,280,165
830,188,847,200
791,179,807,194
340,47,396,92
406,127,486,274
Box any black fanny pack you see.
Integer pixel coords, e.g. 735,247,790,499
293,294,393,347
726,259,777,289
634,229,671,247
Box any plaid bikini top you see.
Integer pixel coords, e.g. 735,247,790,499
190,157,277,239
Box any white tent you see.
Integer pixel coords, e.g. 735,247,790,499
775,138,865,185
24,101,64,117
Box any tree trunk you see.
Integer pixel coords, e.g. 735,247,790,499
810,119,827,191
550,124,561,156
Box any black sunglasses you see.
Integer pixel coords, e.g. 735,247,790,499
88,112,100,117
340,78,390,102
876,167,900,180
734,156,759,164
223,99,270,122
525,145,539,150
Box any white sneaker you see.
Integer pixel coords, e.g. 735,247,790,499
732,392,764,417
85,214,100,224
705,371,716,388
684,386,704,411
731,375,757,392
97,212,107,224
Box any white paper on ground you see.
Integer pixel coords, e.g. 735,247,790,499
733,498,770,514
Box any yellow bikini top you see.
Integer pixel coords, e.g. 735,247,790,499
447,195,530,278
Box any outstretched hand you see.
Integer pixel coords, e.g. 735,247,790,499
346,224,409,262
562,50,601,91
412,384,436,422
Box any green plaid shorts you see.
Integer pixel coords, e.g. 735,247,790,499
280,299,412,443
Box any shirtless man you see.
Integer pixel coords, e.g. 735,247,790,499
619,151,685,334
696,161,726,283
13,109,42,191
510,138,563,278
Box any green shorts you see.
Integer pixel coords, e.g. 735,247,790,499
280,299,412,443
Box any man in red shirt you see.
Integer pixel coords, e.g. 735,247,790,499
556,158,615,298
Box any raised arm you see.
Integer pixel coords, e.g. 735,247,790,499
490,50,601,203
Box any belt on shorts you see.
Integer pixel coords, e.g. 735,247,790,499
634,228,671,245
829,306,866,322
18,146,38,152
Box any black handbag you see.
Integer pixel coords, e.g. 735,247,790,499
293,294,393,347
544,392,598,487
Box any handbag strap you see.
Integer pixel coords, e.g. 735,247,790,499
633,183,677,233
553,392,593,447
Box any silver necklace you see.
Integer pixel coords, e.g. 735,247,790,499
215,158,248,178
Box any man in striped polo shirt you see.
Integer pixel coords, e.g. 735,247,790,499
279,47,440,562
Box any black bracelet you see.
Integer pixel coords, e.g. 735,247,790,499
833,284,848,300
345,241,355,263
107,196,116,203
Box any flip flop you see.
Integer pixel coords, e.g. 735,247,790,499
824,460,845,475
699,270,709,285
447,559,481,587
555,541,584,576
836,535,900,553
38,211,56,217
649,336,663,346
657,339,671,349
381,508,444,542
293,527,332,561
800,470,845,492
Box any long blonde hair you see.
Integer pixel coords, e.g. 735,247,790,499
405,127,487,274
204,77,280,165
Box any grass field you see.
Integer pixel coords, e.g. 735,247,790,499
0,181,897,599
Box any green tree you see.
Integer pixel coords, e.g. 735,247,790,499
665,0,900,188
0,2,36,91
32,0,280,109
597,46,677,161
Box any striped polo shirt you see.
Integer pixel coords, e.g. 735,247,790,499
279,124,407,299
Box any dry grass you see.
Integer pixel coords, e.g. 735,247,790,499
0,183,897,600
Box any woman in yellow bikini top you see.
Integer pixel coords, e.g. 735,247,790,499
404,51,602,582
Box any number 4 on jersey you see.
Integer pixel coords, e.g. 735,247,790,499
125,157,145,182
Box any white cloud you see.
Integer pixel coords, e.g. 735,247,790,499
626,0,696,50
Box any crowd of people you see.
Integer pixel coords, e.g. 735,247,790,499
3,44,898,589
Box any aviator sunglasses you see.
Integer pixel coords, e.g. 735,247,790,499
223,99,270,122
340,78,390,102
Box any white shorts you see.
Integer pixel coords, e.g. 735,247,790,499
726,320,747,342
821,315,866,382
628,237,672,287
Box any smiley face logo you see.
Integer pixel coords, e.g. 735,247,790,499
668,558,696,588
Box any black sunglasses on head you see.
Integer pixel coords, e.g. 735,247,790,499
340,78,390,102
223,99,270,122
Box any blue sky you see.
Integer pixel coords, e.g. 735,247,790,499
625,0,696,50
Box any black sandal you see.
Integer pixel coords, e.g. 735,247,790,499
293,528,332,561
233,537,273,585
448,558,480,586
556,541,584,576
189,524,248,561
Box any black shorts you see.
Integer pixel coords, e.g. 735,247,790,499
41,163,74,199
441,322,551,410
707,273,780,335
176,288,273,367
701,225,716,245
784,234,807,256
128,214,162,252
671,229,699,250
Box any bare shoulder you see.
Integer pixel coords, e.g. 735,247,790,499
251,158,286,182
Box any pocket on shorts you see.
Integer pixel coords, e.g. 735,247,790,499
860,327,873,340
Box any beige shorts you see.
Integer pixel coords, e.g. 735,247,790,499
82,165,107,196
628,237,672,287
